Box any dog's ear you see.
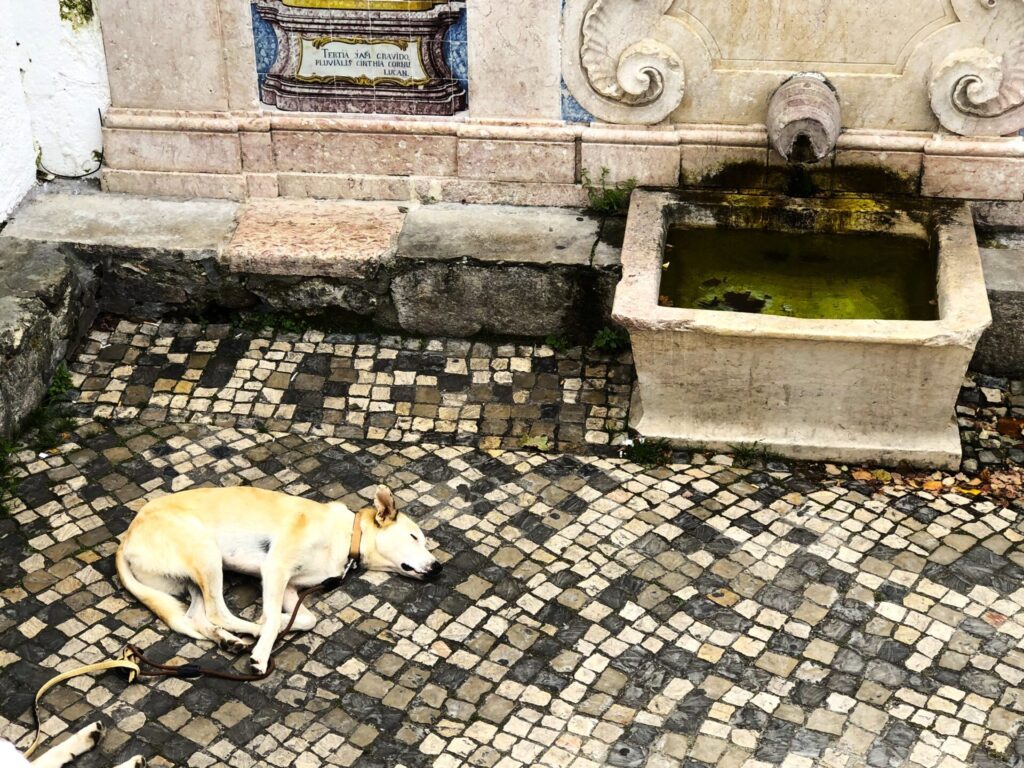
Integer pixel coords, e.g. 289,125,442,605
373,485,398,526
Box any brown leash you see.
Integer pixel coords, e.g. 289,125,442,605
122,573,353,681
21,512,364,753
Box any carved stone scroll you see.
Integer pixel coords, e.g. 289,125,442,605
562,0,684,125
929,3,1024,136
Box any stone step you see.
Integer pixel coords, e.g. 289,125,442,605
223,198,407,280
4,189,238,255
4,189,240,318
1,189,619,339
392,203,612,336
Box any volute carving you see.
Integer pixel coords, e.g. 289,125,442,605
563,0,684,125
929,2,1024,136
562,0,1024,135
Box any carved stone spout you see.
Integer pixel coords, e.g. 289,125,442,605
767,74,842,164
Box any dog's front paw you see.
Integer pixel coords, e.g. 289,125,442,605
250,650,270,676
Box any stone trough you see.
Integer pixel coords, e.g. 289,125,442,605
614,190,992,468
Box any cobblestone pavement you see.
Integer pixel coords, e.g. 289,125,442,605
68,320,634,455
65,319,1024,471
2,322,1024,768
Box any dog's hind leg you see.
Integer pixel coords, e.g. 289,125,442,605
185,587,252,653
281,586,316,632
30,722,103,768
117,546,210,641
112,758,146,768
188,543,263,637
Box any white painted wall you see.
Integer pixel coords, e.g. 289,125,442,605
14,2,110,178
0,0,37,222
0,0,110,222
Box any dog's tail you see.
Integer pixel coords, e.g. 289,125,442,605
115,541,190,632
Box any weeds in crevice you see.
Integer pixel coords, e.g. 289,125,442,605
591,326,629,355
544,334,571,353
582,167,637,216
49,363,73,399
23,363,78,454
621,438,673,468
731,442,786,467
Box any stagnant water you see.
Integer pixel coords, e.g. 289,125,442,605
658,227,938,321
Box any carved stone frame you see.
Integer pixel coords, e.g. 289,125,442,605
562,0,1024,137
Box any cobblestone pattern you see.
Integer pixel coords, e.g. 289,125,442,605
67,320,1024,473
3,422,1024,766
70,321,633,455
958,374,1024,472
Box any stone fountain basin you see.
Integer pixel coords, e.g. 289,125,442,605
613,190,992,469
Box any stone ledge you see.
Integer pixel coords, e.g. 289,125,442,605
0,239,97,439
390,204,615,336
223,198,408,280
1,191,623,340
4,190,244,318
397,204,601,266
3,191,239,253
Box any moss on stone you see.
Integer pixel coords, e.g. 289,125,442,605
59,0,94,29
659,226,938,321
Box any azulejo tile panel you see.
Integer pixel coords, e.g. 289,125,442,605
252,0,468,116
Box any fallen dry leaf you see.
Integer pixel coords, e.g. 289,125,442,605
852,469,873,482
955,487,984,496
997,417,1024,438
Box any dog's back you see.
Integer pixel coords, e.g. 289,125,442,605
131,486,329,530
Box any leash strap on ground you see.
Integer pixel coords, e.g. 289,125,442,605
21,649,141,758
124,566,358,683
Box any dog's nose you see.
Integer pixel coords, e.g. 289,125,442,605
427,561,442,576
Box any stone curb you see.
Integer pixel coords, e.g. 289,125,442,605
0,238,97,438
3,191,624,340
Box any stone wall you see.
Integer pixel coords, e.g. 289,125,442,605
0,240,97,439
15,1,110,178
95,0,1024,204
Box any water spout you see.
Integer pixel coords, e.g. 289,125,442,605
767,73,841,164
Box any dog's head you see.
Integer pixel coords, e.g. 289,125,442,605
360,485,441,580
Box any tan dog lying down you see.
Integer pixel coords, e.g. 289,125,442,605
116,485,439,674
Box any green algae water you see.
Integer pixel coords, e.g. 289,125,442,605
659,227,938,321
